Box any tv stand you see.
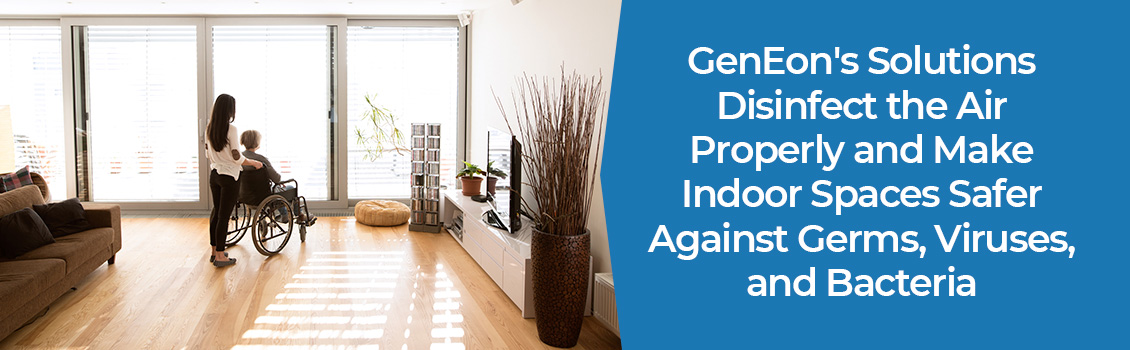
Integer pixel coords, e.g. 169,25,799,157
441,189,591,318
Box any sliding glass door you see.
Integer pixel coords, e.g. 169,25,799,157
211,24,335,201
346,24,460,199
57,18,460,209
84,25,200,201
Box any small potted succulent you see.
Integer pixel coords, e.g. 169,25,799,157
485,160,508,195
457,161,486,196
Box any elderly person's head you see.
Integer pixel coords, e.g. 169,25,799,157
240,130,262,151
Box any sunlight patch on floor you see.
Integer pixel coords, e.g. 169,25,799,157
234,252,465,350
235,250,404,349
275,292,395,300
429,263,466,350
232,345,380,350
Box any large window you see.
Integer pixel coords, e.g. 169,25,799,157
85,25,199,201
0,26,65,200
347,26,459,198
212,25,332,200
3,20,462,207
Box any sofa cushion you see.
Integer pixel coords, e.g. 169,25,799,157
0,259,66,315
0,208,55,259
0,186,45,219
33,198,92,238
12,228,113,273
0,166,33,193
28,172,50,201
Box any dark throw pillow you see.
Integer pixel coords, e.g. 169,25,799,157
32,198,92,238
0,208,55,259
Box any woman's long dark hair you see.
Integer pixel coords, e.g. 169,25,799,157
207,94,236,152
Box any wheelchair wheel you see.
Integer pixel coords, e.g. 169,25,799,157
300,225,307,243
226,204,252,246
251,194,293,256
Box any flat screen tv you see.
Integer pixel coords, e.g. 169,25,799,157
487,126,522,232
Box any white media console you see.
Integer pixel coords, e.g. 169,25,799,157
441,189,591,319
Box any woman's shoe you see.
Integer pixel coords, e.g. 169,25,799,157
213,257,237,267
209,252,229,262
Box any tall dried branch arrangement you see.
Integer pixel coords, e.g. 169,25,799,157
495,68,607,236
354,93,409,161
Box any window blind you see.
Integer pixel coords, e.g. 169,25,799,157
347,26,459,199
212,25,332,200
0,26,65,200
86,25,199,201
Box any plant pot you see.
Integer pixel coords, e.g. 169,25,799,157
459,176,482,196
531,228,590,348
486,176,499,195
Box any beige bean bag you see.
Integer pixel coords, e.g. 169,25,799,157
355,200,410,226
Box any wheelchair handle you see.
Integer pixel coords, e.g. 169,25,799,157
273,179,298,191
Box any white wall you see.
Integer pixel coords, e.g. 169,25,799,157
468,0,621,274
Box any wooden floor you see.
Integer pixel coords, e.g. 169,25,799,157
0,217,621,349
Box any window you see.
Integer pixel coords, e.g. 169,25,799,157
211,25,333,200
85,25,200,201
4,20,464,208
0,26,65,200
347,26,459,198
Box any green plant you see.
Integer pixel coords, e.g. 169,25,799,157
354,93,408,160
486,160,507,178
457,161,485,178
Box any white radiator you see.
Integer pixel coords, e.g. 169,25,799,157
593,272,619,336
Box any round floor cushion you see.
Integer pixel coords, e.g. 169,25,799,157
355,200,410,226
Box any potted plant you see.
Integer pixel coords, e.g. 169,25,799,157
485,160,507,195
456,161,485,196
495,68,606,347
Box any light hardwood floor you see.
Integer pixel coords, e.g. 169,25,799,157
0,217,621,349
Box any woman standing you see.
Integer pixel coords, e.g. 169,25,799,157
205,94,262,267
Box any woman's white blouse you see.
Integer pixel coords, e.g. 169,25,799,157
206,125,246,180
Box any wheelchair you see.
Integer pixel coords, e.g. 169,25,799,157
225,168,316,256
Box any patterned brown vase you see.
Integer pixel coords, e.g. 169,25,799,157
531,228,590,348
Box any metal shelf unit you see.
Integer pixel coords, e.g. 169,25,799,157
409,123,442,233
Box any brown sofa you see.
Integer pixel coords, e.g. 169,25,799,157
0,185,121,340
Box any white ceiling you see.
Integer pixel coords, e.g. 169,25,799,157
0,0,501,16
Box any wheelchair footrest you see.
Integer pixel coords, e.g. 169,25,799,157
299,216,317,227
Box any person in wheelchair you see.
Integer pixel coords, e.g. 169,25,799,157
239,130,315,225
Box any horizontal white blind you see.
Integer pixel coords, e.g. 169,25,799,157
87,25,199,201
347,26,459,199
212,25,331,200
0,26,65,201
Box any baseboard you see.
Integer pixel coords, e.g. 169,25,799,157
123,209,357,218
